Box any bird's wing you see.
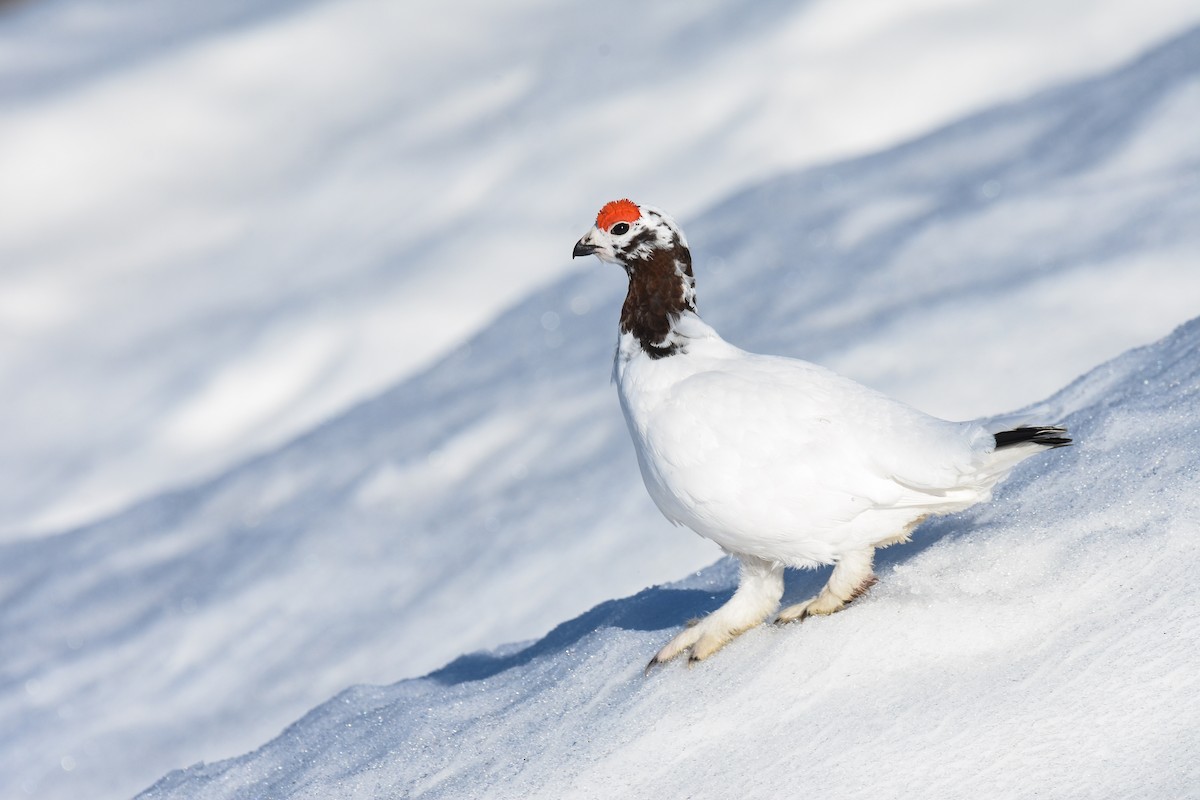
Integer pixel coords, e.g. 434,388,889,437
655,350,992,517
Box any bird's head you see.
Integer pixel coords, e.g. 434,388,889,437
572,199,689,270
573,200,698,358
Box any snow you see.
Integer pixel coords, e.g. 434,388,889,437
2,4,1200,800
2,0,1198,537
141,313,1200,799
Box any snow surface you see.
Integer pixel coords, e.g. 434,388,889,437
2,0,1199,537
3,9,1200,800
141,314,1200,799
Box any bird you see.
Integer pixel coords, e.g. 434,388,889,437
572,198,1071,672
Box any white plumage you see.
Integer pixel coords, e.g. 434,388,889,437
573,199,1070,669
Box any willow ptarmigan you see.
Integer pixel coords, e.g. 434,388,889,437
572,199,1071,672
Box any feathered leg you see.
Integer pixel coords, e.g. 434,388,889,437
776,547,876,624
647,554,783,673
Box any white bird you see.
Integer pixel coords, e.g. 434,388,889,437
572,199,1071,671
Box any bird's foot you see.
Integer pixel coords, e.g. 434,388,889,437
773,597,823,625
644,619,756,675
645,555,783,675
775,575,877,625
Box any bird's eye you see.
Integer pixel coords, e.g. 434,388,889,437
610,222,630,236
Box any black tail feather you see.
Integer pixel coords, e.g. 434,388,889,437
994,425,1072,450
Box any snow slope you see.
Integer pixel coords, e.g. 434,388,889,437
141,314,1200,799
5,21,1200,800
3,0,1198,537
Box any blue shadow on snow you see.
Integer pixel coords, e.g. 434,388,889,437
426,586,731,685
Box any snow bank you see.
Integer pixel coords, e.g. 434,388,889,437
141,314,1200,798
3,21,1200,800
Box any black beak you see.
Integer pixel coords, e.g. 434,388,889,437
573,239,596,258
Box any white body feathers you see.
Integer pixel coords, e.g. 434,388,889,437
615,312,1037,567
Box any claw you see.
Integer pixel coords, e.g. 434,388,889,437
644,656,665,677
774,605,811,625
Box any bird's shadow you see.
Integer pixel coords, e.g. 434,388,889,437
427,585,731,685
428,514,971,686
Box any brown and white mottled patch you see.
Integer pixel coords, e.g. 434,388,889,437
618,231,695,359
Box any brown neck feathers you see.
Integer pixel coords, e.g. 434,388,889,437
619,243,696,359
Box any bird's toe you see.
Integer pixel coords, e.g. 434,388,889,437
688,631,733,662
645,626,703,674
775,600,815,625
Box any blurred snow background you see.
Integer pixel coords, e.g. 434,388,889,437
1,0,1196,537
1,1,1199,798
